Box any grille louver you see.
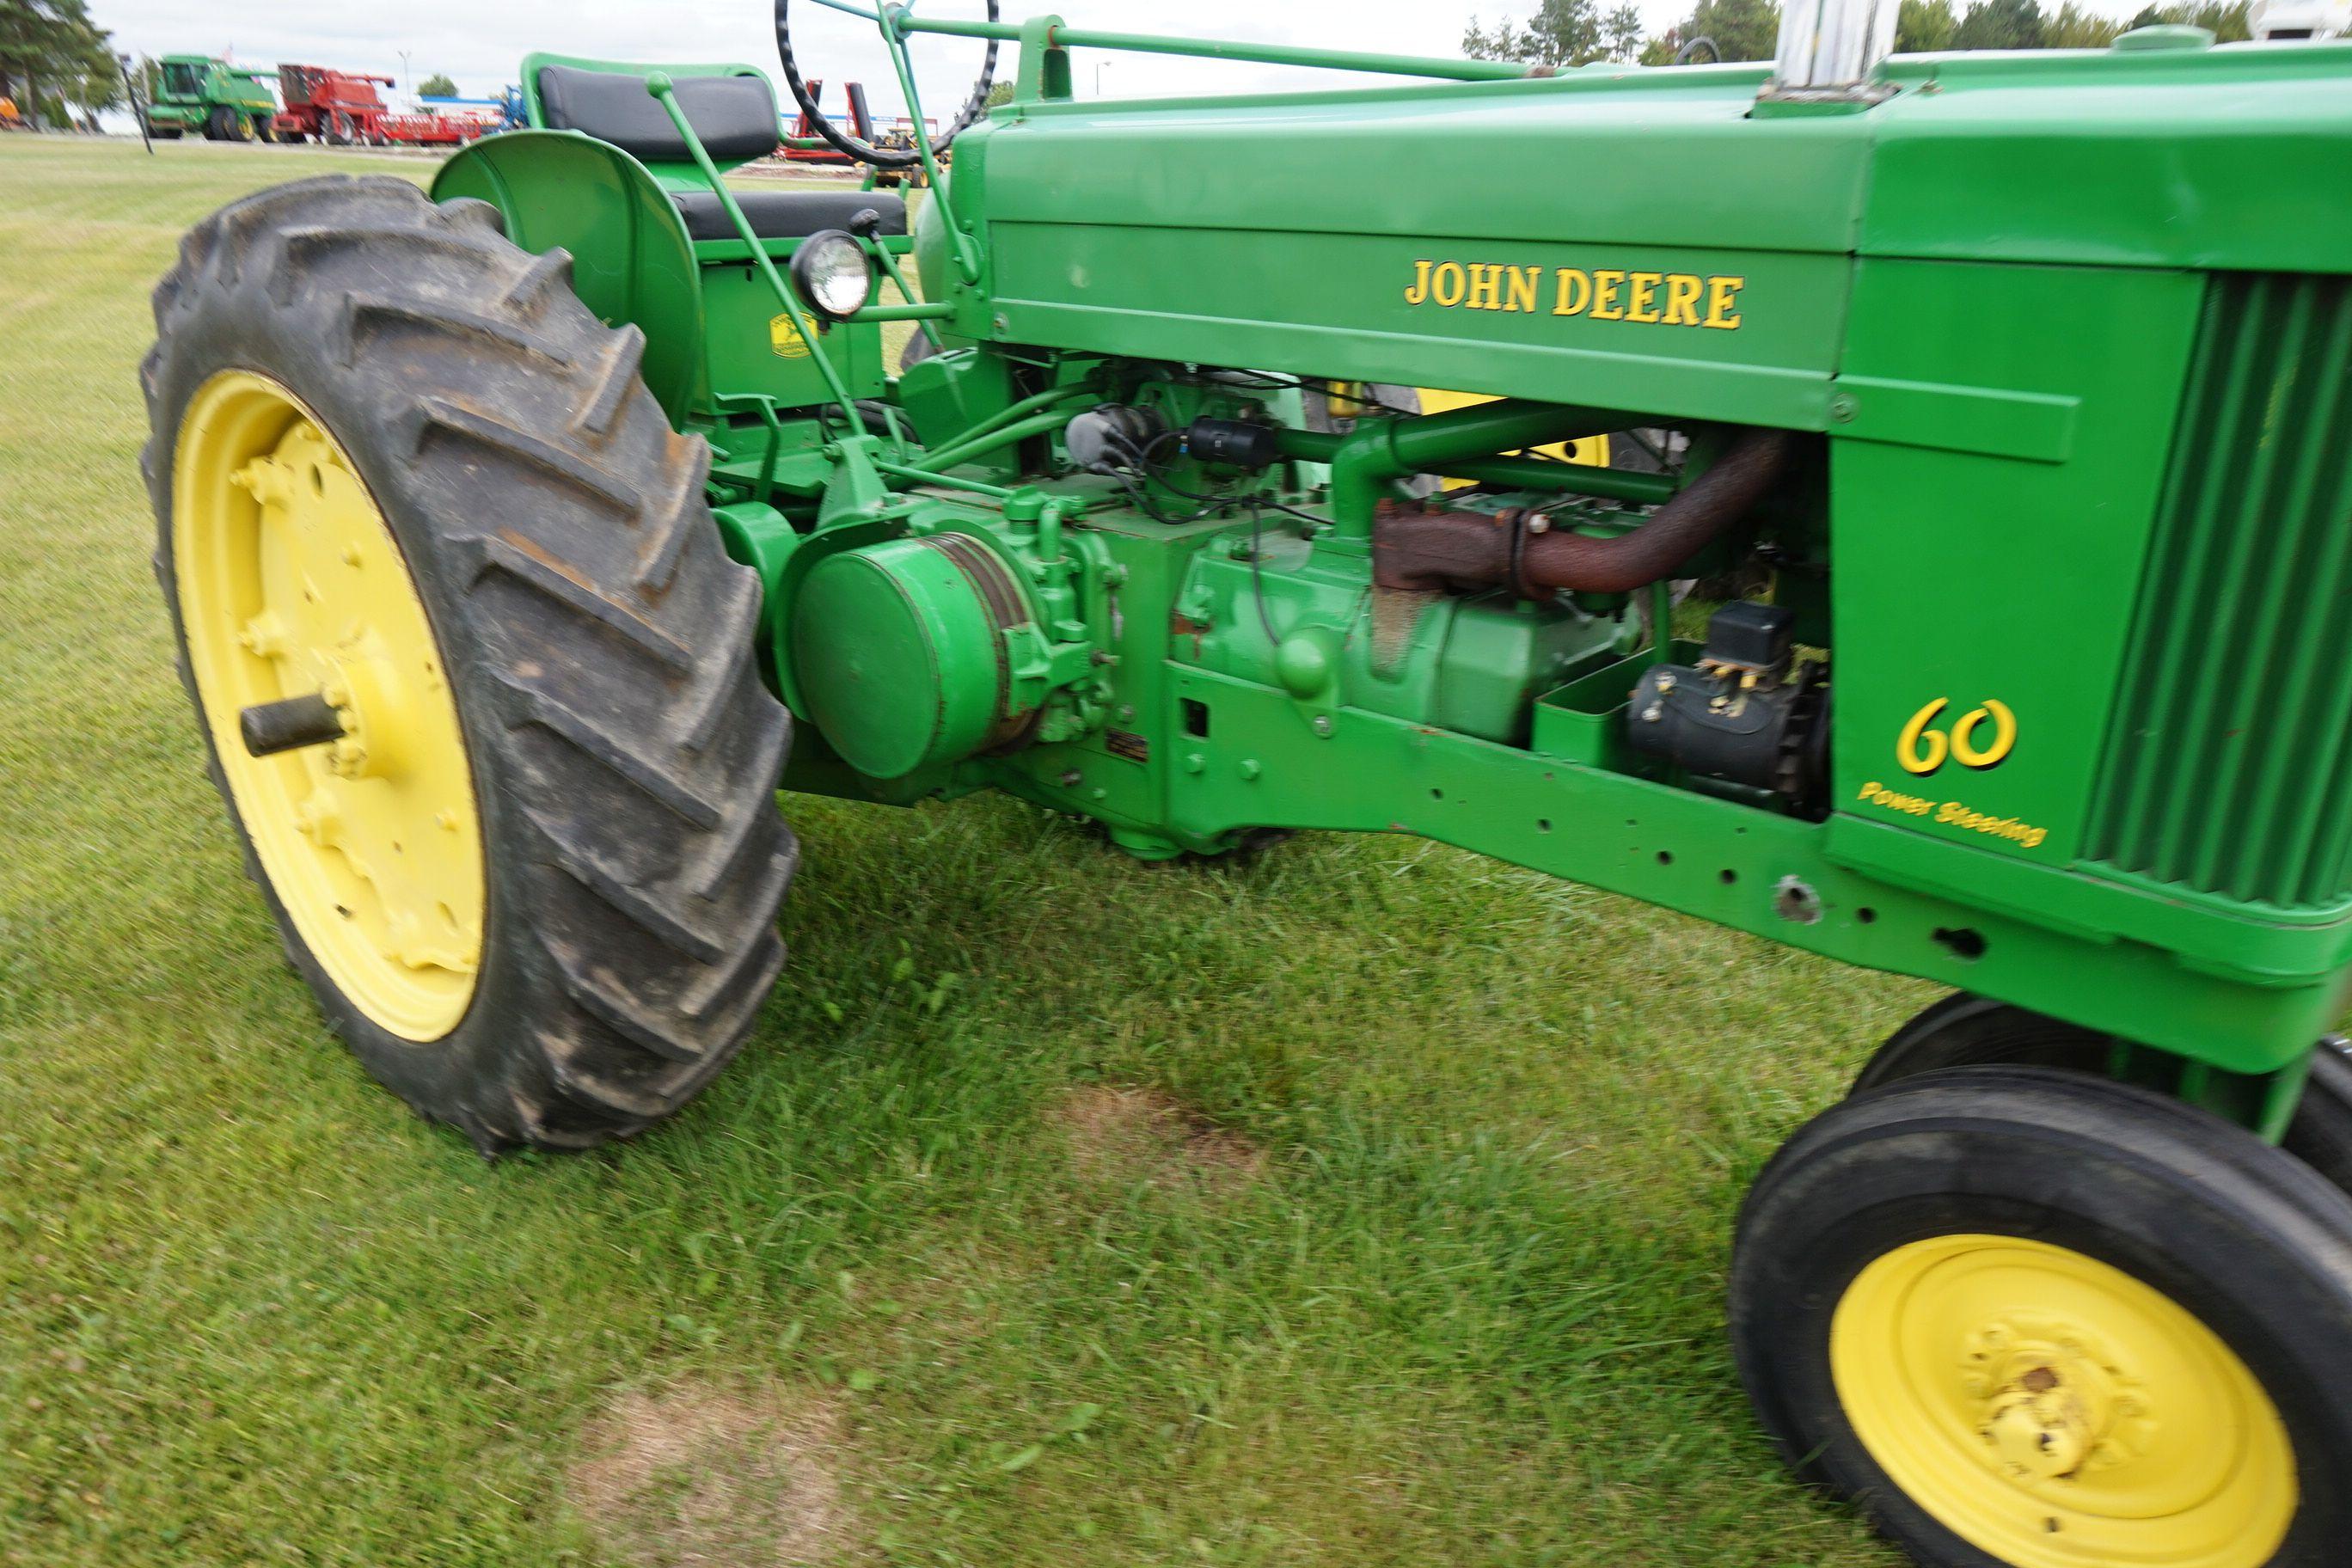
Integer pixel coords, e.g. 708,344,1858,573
2086,273,2352,910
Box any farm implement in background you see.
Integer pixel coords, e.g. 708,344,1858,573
138,54,277,142
273,65,494,147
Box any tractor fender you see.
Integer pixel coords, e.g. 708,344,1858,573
432,131,707,421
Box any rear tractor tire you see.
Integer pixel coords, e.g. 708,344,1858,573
142,175,796,1152
1734,1066,2352,1568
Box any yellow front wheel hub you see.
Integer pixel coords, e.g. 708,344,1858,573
1832,1234,2296,1568
174,371,484,1041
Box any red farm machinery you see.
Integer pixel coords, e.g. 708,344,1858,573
784,77,934,183
273,64,493,147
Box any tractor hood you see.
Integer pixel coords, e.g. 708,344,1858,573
935,40,2352,430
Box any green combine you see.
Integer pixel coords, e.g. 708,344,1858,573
138,54,279,142
140,3,2352,1560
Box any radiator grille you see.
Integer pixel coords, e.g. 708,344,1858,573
2086,273,2352,910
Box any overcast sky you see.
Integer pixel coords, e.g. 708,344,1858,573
95,0,2165,115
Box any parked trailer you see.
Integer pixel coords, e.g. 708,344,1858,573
417,95,522,133
378,112,492,147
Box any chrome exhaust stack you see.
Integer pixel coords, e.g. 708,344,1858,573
1764,0,1901,102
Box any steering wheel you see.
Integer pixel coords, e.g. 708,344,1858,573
775,0,1001,169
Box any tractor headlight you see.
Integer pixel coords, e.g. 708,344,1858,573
790,230,874,322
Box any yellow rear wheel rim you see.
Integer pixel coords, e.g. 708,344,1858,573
174,371,483,1042
1831,1233,2295,1568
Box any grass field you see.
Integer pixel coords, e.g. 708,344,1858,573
0,134,1933,1566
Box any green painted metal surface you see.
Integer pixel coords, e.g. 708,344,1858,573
434,21,2352,1117
789,535,1027,779
2088,273,2352,910
433,132,710,416
432,54,888,421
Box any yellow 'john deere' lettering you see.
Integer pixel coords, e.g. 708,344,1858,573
1898,697,2018,777
1406,258,1743,330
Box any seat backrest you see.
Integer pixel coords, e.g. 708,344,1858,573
536,63,779,166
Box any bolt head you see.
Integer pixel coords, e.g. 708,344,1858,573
1312,715,1332,736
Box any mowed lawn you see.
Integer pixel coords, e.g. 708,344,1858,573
0,133,1931,1567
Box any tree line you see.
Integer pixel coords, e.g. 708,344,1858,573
0,0,121,128
1464,0,2251,69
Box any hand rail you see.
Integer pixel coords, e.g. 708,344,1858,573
811,0,1542,82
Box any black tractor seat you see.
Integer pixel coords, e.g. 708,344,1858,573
532,63,911,247
537,62,781,163
670,189,908,244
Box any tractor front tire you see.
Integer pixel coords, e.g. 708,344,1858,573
1853,993,2352,1195
142,176,795,1152
1734,1066,2352,1567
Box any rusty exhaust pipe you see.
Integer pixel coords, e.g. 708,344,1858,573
1374,427,1792,597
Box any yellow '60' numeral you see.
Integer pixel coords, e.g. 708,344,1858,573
1898,698,2017,777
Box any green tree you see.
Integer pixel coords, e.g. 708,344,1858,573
1639,0,1783,64
1463,0,1648,67
60,45,118,125
1952,0,2044,47
2155,0,2251,37
417,71,457,97
1896,0,1960,50
2043,1,2128,44
0,0,115,124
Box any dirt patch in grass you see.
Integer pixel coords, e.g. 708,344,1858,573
571,1381,848,1568
1054,1084,1265,1191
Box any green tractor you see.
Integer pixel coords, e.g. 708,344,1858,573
140,53,279,142
141,3,2352,1561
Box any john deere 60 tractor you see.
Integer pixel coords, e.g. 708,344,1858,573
141,2,2352,1559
